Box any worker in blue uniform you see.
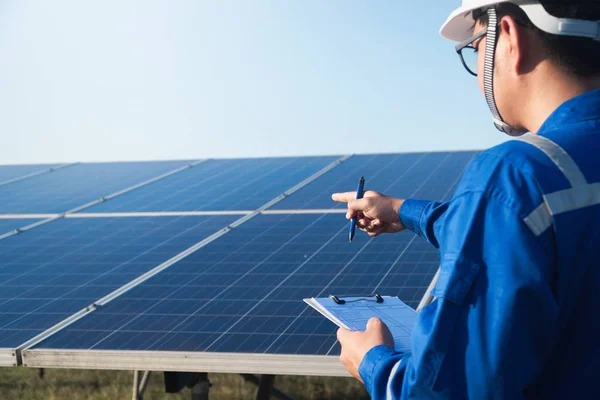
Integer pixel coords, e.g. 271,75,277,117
331,1,600,399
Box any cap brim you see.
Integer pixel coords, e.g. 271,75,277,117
440,1,505,42
440,6,477,42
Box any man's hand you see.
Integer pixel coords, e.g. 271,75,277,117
337,318,395,382
331,191,406,237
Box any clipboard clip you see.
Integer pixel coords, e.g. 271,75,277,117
328,293,384,305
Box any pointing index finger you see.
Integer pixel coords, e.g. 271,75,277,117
331,192,359,203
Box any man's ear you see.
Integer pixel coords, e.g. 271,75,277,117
498,15,529,76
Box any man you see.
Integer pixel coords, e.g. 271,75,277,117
331,1,600,399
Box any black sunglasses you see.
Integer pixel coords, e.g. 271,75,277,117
455,28,488,77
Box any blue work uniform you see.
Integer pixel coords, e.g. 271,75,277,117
359,88,600,399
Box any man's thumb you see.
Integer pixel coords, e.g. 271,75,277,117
366,317,383,331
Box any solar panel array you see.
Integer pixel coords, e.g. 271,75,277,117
0,152,476,374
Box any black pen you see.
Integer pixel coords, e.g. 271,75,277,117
349,177,365,242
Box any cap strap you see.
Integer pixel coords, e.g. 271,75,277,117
483,9,502,122
483,7,528,136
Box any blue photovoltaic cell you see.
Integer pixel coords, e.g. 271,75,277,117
0,215,237,348
32,212,442,356
272,152,477,210
0,219,43,236
0,164,59,184
84,156,338,213
0,161,192,214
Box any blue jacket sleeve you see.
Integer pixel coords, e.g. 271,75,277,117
359,157,558,399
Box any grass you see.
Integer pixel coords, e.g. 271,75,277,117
0,367,370,399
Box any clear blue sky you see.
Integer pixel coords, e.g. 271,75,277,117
0,1,508,165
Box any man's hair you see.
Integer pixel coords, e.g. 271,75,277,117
472,1,600,77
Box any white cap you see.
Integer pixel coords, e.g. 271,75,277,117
440,0,600,42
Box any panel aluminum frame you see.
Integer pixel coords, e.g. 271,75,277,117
22,349,350,377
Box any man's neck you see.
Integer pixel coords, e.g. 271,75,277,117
522,65,600,134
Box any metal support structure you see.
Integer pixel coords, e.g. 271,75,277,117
132,370,151,400
190,373,211,400
415,152,474,314
164,372,212,400
38,368,44,379
240,374,294,400
139,371,151,397
416,268,440,313
255,374,276,400
132,371,140,400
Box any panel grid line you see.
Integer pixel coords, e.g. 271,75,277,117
0,163,75,188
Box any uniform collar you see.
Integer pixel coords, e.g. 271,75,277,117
538,88,600,134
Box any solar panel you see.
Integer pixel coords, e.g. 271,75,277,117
0,161,193,214
2,151,477,377
272,152,476,210
0,214,238,364
22,152,470,375
82,156,339,213
0,219,43,236
0,164,62,185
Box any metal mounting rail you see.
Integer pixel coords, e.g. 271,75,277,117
67,211,252,218
0,215,63,241
0,214,60,219
0,163,75,188
0,209,346,222
261,209,346,215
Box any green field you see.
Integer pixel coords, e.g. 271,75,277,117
0,367,369,399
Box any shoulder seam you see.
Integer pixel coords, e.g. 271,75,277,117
455,149,547,218
448,190,555,258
